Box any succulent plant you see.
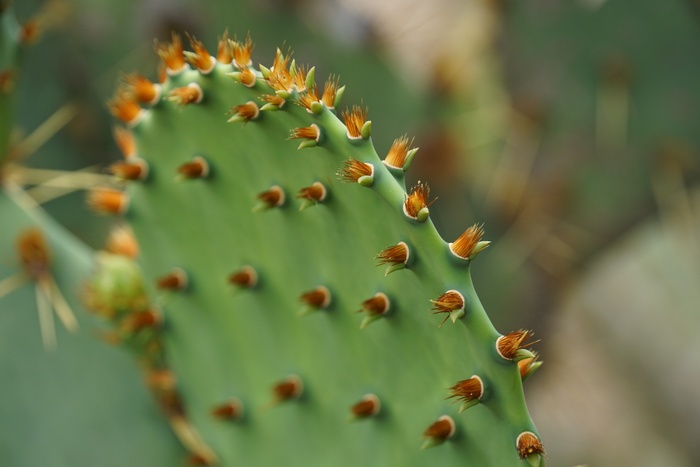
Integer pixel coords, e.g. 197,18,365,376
0,4,188,464
101,32,545,466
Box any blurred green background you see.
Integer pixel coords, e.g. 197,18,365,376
4,0,700,465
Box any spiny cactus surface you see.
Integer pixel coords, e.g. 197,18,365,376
105,33,543,466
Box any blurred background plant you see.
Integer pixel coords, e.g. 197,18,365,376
2,0,699,465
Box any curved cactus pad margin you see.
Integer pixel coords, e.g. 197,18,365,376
106,33,543,466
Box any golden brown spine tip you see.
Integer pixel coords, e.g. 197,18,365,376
321,75,340,109
289,124,320,142
375,243,409,267
299,286,331,310
107,91,143,126
211,398,244,421
430,290,465,325
19,20,41,45
342,104,368,139
297,182,327,203
156,268,188,291
123,73,161,105
255,185,285,210
17,228,51,280
113,126,136,159
216,30,233,63
184,33,215,73
403,181,436,220
120,309,161,333
421,415,456,449
87,189,128,215
447,375,483,412
350,394,381,419
272,375,303,402
337,158,373,184
105,226,139,258
496,329,538,361
109,159,148,181
297,85,320,112
291,63,309,92
0,70,16,94
516,431,546,460
156,32,186,74
231,33,254,68
168,83,203,106
449,223,488,259
177,156,209,179
228,266,258,288
228,101,260,123
360,292,390,316
266,47,293,92
260,94,286,108
235,67,256,87
384,135,415,169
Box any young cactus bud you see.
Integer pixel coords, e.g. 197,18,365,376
518,351,543,381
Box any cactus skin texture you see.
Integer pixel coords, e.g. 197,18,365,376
106,33,544,466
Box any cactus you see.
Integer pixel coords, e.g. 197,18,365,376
103,33,544,465
0,4,190,464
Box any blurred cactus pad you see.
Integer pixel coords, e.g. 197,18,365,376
98,31,545,466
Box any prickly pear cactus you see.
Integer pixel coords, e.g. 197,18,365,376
105,33,544,466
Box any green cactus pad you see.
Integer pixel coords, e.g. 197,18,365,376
109,35,542,466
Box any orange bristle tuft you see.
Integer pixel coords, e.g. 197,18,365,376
155,32,186,74
342,104,368,138
87,189,127,215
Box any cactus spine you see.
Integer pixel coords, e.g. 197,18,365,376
103,32,544,466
